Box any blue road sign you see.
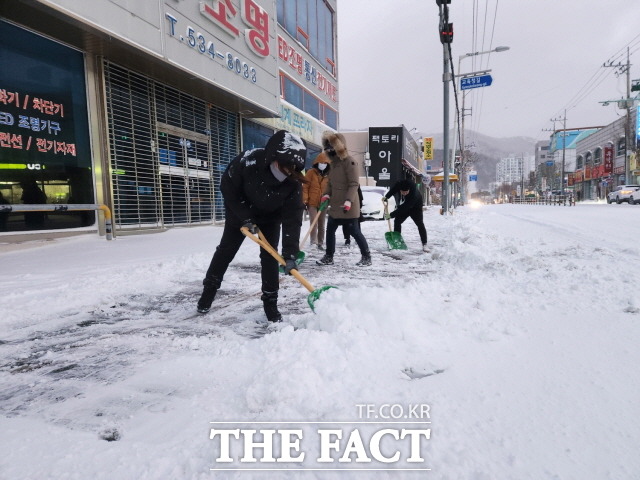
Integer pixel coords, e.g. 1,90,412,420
460,74,493,90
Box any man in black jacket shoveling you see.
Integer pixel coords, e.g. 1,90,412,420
383,178,429,252
197,130,307,322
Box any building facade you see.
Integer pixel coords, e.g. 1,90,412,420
574,117,629,200
0,0,338,236
533,140,553,192
496,154,525,185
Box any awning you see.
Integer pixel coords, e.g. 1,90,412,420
401,158,429,181
433,172,459,182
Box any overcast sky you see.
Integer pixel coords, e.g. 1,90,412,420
337,0,640,142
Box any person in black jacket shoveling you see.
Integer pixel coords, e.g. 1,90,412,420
197,130,307,322
383,179,429,252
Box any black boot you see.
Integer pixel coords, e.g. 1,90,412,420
197,277,221,313
261,291,282,322
356,251,372,266
316,254,334,265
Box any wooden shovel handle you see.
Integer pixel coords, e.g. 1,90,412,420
299,200,329,250
383,201,392,232
241,227,315,293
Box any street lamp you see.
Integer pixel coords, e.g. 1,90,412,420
454,46,510,205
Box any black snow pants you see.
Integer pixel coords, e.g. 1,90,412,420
203,208,281,294
393,206,428,245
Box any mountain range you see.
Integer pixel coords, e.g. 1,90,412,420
422,131,539,189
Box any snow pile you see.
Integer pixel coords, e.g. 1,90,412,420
1,203,639,479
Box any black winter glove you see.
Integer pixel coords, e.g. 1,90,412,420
241,220,258,235
284,258,298,275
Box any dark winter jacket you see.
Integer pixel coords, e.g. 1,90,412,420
221,133,305,259
385,179,423,219
302,152,330,208
321,131,361,219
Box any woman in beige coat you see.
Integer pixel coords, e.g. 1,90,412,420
302,152,331,249
316,131,371,267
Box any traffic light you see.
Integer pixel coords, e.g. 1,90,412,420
439,23,453,44
436,0,451,5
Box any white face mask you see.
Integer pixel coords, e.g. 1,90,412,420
317,163,327,171
270,162,287,182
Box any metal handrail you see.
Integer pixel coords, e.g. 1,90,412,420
0,204,113,240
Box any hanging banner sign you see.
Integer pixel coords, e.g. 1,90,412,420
604,145,613,174
423,137,433,160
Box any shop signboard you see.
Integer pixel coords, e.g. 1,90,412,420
0,21,91,171
368,127,403,188
604,145,613,174
277,35,337,105
574,170,583,182
0,19,95,225
43,0,279,114
260,102,325,147
423,137,433,160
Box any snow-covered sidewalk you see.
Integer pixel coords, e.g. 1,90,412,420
1,203,639,479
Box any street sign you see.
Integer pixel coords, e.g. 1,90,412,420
460,74,493,90
546,161,554,167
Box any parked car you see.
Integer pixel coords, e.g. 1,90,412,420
607,185,640,204
629,189,640,205
360,186,396,220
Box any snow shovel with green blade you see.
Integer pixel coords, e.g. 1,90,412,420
383,201,408,250
279,199,329,272
242,227,336,311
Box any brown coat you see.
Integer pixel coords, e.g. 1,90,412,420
302,152,330,208
321,131,361,219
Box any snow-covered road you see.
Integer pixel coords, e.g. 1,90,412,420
1,202,639,479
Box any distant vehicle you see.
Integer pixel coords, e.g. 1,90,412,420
607,185,640,204
360,186,396,220
628,189,640,205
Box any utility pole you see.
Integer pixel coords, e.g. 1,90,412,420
603,49,633,184
459,94,471,205
520,152,526,202
625,47,633,185
561,110,567,195
436,0,453,214
454,45,509,206
547,112,567,193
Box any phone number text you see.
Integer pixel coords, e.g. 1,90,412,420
165,13,257,83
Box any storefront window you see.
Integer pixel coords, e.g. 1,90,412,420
323,105,337,129
0,20,94,232
277,0,335,74
242,119,273,151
